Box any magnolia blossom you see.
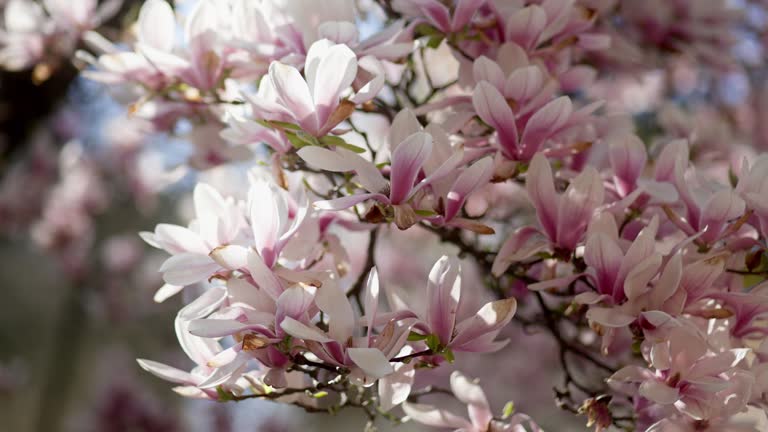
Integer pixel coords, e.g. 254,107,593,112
0,0,119,72
10,0,768,431
403,371,542,432
249,38,384,137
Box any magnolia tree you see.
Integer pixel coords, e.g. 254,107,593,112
4,0,768,431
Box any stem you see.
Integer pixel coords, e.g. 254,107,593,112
391,349,432,363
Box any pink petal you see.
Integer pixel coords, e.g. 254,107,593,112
504,5,546,50
246,249,284,300
699,190,745,243
609,133,647,196
297,146,357,171
389,109,423,153
586,307,635,328
314,278,355,343
364,268,380,341
248,180,286,267
269,62,318,134
426,255,462,346
623,253,662,302
308,42,357,128
616,216,659,296
389,132,433,204
555,167,604,250
347,347,394,379
378,360,415,412
472,81,519,159
137,359,194,385
154,283,184,303
650,253,682,308
492,226,547,276
526,153,559,241
317,22,359,45
275,284,316,334
654,139,688,183
688,349,750,381
451,298,517,349
209,244,248,270
608,366,654,384
280,317,332,343
504,65,544,102
188,319,250,338
444,157,494,221
137,0,176,53
412,0,451,33
519,96,572,159
451,0,485,30
639,380,679,405
473,56,505,90
159,253,219,286
449,371,492,428
584,233,623,294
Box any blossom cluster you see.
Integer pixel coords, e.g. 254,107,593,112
3,0,768,430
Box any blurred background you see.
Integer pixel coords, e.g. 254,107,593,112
1,0,767,431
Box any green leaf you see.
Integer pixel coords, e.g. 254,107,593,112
502,401,515,419
256,119,301,130
320,135,366,153
407,331,429,342
286,131,319,148
216,386,234,402
425,334,441,352
426,35,445,49
729,167,739,188
312,391,329,398
442,348,455,363
414,209,438,217
414,23,440,37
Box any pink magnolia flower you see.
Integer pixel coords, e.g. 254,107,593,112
373,256,518,354
403,370,542,432
736,154,768,237
137,287,250,399
251,38,383,137
85,0,242,92
655,140,747,245
316,20,414,61
710,283,768,340
277,269,413,386
298,126,463,229
393,0,486,34
473,81,599,161
492,0,608,53
143,178,308,300
525,152,604,250
0,0,119,71
141,183,244,293
610,325,751,421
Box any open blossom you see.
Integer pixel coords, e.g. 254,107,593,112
373,256,518,355
403,371,542,432
471,53,602,161
298,109,483,229
13,0,768,430
0,0,119,72
250,38,384,137
492,151,604,266
137,252,514,409
610,324,752,423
